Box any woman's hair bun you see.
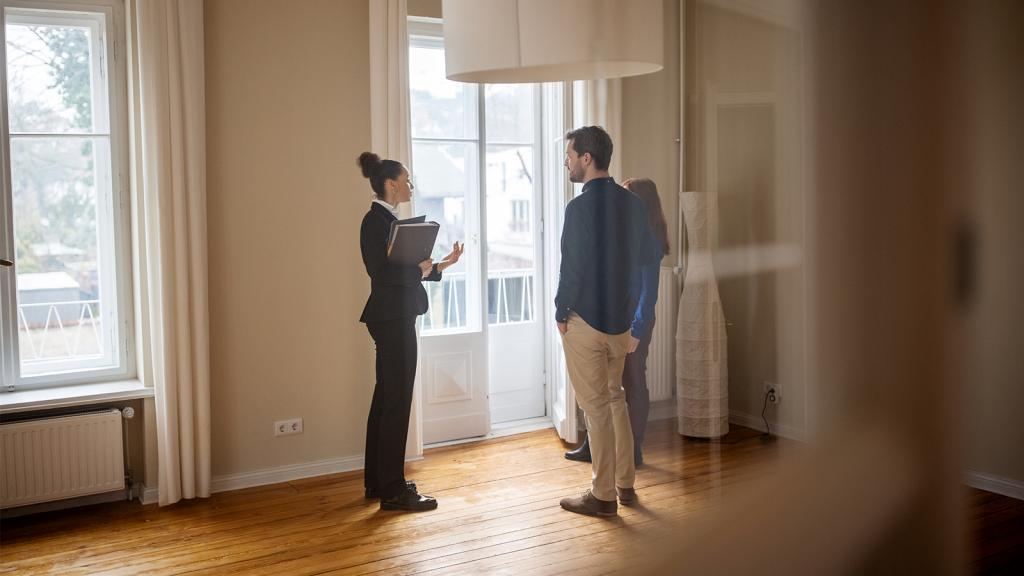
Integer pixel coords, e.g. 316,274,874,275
357,151,382,178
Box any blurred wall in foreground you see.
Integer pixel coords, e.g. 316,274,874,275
962,0,1024,493
645,0,1023,572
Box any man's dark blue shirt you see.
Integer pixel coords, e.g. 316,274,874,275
555,177,656,335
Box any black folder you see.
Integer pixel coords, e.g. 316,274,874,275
387,216,440,265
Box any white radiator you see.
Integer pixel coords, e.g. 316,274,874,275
1,409,125,509
647,267,679,402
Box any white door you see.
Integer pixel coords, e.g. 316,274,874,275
484,84,546,424
409,33,490,444
409,24,575,442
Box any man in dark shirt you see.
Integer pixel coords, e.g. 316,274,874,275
556,126,654,517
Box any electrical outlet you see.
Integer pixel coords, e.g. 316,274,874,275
274,418,303,437
763,381,781,404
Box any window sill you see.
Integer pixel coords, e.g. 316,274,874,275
0,380,153,415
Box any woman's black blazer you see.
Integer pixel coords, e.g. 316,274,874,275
359,202,441,323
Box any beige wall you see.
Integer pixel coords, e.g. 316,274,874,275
621,0,682,266
408,0,442,19
622,0,811,440
205,0,374,478
685,1,806,438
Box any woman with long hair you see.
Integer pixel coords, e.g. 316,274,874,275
357,151,462,512
565,177,668,466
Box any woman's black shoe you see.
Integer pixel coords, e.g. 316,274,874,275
380,487,438,512
365,480,416,500
564,434,592,462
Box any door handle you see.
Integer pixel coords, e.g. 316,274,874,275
0,258,12,267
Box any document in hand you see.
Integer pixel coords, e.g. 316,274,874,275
387,216,440,265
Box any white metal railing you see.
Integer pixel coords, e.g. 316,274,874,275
488,268,534,324
421,269,536,333
16,299,103,362
423,272,467,332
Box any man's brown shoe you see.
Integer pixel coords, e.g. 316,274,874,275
617,487,637,506
560,490,617,517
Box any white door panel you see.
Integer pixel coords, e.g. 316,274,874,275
421,340,489,443
489,321,544,423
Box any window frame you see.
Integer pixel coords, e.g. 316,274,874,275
0,0,134,391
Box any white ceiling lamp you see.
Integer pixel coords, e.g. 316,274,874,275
441,0,664,84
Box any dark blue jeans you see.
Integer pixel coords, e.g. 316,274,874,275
621,318,654,449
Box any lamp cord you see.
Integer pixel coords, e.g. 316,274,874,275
761,390,772,437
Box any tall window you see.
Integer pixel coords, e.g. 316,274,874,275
408,19,542,332
408,29,479,333
1,0,132,390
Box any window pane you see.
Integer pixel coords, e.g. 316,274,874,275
5,17,97,134
485,84,534,143
486,145,536,325
412,141,478,332
486,145,534,268
10,136,117,375
409,41,478,140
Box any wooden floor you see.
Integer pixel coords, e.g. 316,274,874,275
0,420,1020,575
968,487,1024,574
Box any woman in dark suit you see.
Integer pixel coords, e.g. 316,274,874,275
357,151,462,512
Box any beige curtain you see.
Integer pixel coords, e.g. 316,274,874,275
574,79,623,177
369,0,421,456
370,0,412,167
127,0,210,506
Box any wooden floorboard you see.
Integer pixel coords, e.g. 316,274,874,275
967,487,1024,575
1,420,1019,574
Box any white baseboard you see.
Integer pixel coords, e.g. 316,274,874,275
965,470,1024,501
141,485,159,505
209,452,423,495
648,400,806,441
210,454,366,494
729,409,806,442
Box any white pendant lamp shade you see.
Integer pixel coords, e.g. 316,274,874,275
441,0,664,83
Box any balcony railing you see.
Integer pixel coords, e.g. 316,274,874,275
16,299,103,363
421,269,536,333
489,268,535,325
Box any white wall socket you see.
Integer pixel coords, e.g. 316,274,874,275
763,381,782,404
274,418,303,437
